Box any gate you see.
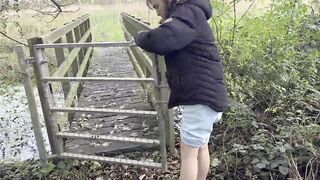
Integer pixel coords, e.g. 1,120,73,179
15,14,174,170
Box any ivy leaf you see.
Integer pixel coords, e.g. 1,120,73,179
57,161,66,170
96,177,104,180
260,159,270,165
284,143,293,151
65,160,74,171
271,161,280,169
251,121,259,128
211,158,221,167
40,163,55,174
252,144,265,150
279,166,289,175
92,161,102,170
251,158,260,164
256,162,266,169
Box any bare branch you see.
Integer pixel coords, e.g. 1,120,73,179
31,8,56,18
216,0,242,18
49,10,62,22
0,31,28,46
236,0,256,26
230,0,237,47
59,3,74,7
63,9,81,13
49,0,74,12
50,0,62,12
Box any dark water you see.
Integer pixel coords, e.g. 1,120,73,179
0,85,50,163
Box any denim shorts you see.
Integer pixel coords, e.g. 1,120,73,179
180,104,222,148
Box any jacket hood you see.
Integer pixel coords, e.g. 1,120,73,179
187,0,212,19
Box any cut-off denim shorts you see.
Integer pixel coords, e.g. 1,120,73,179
180,104,223,148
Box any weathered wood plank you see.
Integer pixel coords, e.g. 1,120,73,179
56,47,92,124
53,38,70,98
66,30,79,76
152,54,167,170
73,26,84,64
41,14,89,43
51,30,91,78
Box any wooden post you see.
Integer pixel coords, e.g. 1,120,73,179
33,45,63,155
15,45,48,166
79,22,87,55
87,19,93,42
152,55,167,170
53,38,65,65
87,19,93,60
53,38,70,99
158,55,175,153
84,20,89,35
73,26,84,64
66,30,79,76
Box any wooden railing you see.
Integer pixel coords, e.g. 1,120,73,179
121,13,175,152
27,14,93,131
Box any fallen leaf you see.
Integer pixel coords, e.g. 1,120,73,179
139,174,146,180
130,132,139,137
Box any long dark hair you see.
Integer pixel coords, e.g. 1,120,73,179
146,0,188,10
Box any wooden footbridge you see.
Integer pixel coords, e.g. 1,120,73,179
15,13,175,170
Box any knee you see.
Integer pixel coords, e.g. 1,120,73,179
199,144,208,152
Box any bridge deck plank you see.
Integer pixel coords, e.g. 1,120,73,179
63,47,159,156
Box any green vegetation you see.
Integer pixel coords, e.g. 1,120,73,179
209,0,320,179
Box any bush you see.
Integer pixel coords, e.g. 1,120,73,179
208,0,320,179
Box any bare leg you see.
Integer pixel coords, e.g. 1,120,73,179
179,141,199,180
196,144,210,180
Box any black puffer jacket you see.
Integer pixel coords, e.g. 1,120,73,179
134,0,228,112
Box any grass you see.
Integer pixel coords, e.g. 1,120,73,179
88,2,161,41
